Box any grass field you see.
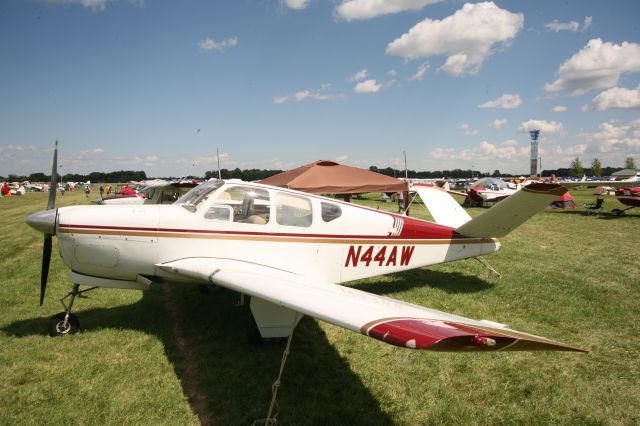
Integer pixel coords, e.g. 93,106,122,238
1,189,639,425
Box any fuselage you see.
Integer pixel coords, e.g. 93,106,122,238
615,187,640,207
54,180,500,286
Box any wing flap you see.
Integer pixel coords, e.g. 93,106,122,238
157,257,585,352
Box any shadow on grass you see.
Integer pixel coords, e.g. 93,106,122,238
1,285,394,425
350,268,494,295
549,208,639,219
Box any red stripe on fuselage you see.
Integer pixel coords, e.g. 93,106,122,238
58,223,460,240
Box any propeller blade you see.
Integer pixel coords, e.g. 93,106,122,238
41,235,52,306
47,140,58,210
40,140,58,306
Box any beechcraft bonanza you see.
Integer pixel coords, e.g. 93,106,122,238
26,143,585,354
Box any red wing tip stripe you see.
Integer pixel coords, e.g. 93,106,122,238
362,318,584,352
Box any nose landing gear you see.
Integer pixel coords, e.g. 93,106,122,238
47,284,98,337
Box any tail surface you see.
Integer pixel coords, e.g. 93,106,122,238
414,184,471,229
455,183,566,238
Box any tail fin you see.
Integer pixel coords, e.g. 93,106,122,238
455,184,566,238
414,184,471,228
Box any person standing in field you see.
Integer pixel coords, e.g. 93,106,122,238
85,185,90,198
99,185,104,198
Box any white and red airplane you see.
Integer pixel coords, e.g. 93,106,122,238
559,178,640,214
27,143,584,354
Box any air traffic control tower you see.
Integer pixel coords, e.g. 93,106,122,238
529,130,540,177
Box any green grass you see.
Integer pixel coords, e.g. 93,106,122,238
0,189,638,425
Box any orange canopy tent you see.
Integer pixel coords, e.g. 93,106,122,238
258,160,408,194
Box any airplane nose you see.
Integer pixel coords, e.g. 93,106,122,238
26,209,57,235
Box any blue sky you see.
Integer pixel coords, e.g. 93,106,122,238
1,0,639,177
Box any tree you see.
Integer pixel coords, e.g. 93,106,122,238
590,158,602,177
625,156,636,169
492,169,501,177
569,157,584,177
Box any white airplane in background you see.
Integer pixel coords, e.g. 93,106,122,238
27,142,584,355
558,176,640,214
97,179,197,205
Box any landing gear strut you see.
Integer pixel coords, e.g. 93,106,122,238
47,284,98,337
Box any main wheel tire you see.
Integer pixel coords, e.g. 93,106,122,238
47,312,80,337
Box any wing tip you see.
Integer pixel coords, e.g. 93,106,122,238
523,183,568,196
361,318,586,352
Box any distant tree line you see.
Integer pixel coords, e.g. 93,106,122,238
204,168,283,181
369,166,503,179
543,166,624,178
1,170,147,183
3,157,635,183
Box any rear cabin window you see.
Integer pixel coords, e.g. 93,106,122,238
321,202,342,222
276,192,312,227
213,186,270,224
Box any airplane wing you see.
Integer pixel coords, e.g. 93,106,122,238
157,257,585,352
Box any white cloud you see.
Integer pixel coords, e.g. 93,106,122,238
586,85,640,111
584,119,640,153
544,39,640,95
428,139,530,171
459,123,478,135
198,37,239,52
335,154,349,162
490,118,508,129
408,62,429,81
552,105,567,112
274,84,346,103
387,69,397,76
478,93,521,109
283,0,309,10
518,119,564,134
335,0,442,21
545,20,579,33
386,2,523,76
44,0,108,11
354,79,381,94
350,69,368,81
582,16,592,32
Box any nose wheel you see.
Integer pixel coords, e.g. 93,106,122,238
47,283,98,337
48,312,80,336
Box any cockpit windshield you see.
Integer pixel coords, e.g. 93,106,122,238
175,180,224,212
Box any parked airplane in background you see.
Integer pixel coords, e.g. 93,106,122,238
97,179,198,205
27,143,584,355
559,177,640,214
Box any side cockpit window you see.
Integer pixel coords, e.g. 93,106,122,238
213,186,270,224
176,180,224,212
276,192,312,227
321,202,342,222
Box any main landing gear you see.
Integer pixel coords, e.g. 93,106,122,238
47,284,98,337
